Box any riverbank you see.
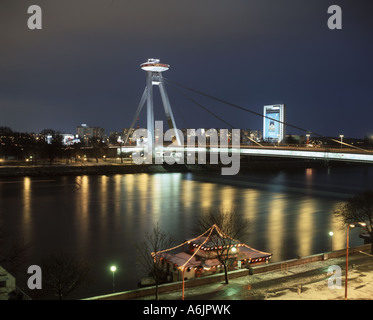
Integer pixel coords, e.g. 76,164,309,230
0,158,367,178
0,162,194,177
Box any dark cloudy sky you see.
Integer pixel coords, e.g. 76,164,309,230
1,0,373,138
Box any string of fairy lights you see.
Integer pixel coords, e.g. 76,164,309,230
151,224,269,271
151,224,216,271
151,223,272,300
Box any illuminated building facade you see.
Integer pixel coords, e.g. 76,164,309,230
263,104,286,143
76,124,105,144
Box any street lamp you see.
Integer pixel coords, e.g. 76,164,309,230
339,134,344,149
329,231,334,251
345,222,366,300
110,265,117,292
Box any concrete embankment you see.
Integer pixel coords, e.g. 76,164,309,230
0,163,208,177
0,158,366,178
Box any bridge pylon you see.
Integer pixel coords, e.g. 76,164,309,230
125,58,182,154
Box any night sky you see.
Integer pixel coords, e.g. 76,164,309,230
1,0,373,138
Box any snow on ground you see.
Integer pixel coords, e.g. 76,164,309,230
142,254,373,300
267,266,373,300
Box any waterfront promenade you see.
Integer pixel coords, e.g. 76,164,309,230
85,245,373,301
146,252,373,300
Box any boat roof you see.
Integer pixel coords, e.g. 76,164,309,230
161,252,201,268
188,235,241,249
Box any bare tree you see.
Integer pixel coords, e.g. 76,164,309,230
39,252,93,300
195,207,250,284
89,137,108,163
334,190,373,253
0,220,31,274
136,223,174,300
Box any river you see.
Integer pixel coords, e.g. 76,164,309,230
1,164,372,299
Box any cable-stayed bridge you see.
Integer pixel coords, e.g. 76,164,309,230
118,145,373,164
121,59,373,165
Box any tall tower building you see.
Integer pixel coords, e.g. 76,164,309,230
263,104,286,143
124,58,181,153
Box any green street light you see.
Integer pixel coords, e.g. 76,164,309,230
110,265,117,292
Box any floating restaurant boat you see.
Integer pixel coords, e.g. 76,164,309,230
152,225,272,282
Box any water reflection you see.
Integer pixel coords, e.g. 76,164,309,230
305,168,313,188
124,174,134,224
99,175,108,240
22,177,32,242
219,186,236,211
181,179,194,209
76,175,89,253
329,201,348,251
200,182,214,209
297,198,315,257
243,189,259,222
114,175,121,223
1,166,372,297
267,193,286,259
151,174,163,225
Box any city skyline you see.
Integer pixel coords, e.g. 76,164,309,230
1,1,373,138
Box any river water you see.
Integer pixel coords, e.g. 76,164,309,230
1,165,372,299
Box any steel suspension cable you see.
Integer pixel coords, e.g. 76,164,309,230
166,81,262,146
164,78,370,153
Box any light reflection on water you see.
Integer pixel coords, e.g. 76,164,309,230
0,166,372,298
22,177,32,242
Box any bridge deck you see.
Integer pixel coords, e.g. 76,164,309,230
115,145,373,164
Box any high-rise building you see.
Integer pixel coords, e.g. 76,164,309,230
263,104,286,143
76,124,105,144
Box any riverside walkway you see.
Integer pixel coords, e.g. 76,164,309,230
86,245,373,301
143,252,373,300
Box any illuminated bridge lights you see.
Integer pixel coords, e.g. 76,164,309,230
117,145,373,164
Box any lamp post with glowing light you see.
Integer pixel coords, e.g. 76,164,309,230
110,265,117,292
329,231,334,251
345,222,366,300
339,134,344,149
